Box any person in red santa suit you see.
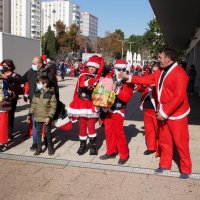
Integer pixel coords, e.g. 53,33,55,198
67,56,104,155
122,46,192,179
137,62,159,155
99,59,134,165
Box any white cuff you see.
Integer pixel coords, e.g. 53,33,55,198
159,106,168,119
24,94,29,97
126,75,132,83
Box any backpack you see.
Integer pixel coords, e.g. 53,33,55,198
92,77,116,108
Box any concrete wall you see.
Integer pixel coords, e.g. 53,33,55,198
0,32,41,75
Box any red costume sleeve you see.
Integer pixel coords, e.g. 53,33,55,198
117,84,134,103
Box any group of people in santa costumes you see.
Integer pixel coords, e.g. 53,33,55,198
67,56,134,164
122,46,192,179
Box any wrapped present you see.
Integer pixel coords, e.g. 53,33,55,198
92,77,116,108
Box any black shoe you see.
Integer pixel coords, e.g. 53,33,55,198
99,153,116,160
143,150,156,155
0,144,8,152
30,143,37,151
77,140,87,155
89,137,97,155
118,158,129,165
34,149,42,156
179,173,190,180
154,167,168,174
48,148,55,156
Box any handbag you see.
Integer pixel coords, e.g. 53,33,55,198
92,77,116,108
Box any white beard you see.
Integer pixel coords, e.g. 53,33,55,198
115,69,123,82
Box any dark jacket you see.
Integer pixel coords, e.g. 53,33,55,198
29,88,57,122
8,67,59,101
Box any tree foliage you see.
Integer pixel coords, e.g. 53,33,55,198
42,25,56,59
143,18,167,58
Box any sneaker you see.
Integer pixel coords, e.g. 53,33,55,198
48,148,55,156
179,173,190,180
8,135,14,141
99,153,116,160
143,150,156,155
0,144,8,152
118,158,129,165
154,167,168,174
34,149,42,156
30,143,37,151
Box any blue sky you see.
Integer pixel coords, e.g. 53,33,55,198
74,0,154,38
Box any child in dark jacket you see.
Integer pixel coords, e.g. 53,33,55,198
27,76,57,156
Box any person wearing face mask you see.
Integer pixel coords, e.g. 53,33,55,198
67,56,104,156
1,59,21,140
27,76,57,156
99,59,134,165
0,56,59,151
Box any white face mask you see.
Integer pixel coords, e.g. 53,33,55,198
32,64,38,71
115,68,123,82
36,83,43,91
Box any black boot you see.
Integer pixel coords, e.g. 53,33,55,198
48,145,55,156
77,140,87,155
89,137,97,155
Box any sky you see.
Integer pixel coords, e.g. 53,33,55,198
73,0,154,38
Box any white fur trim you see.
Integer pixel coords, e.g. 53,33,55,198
87,62,100,68
159,105,190,120
79,136,87,140
85,80,89,87
52,116,71,127
114,64,127,69
24,94,29,97
67,107,99,118
159,105,169,119
108,109,125,118
157,62,178,102
169,108,190,120
88,133,97,138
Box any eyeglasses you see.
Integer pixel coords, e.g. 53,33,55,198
116,68,126,72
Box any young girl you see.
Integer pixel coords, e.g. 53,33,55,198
67,56,104,155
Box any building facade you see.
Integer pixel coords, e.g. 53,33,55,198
80,12,98,45
41,0,80,35
31,0,41,38
0,0,11,33
11,0,31,37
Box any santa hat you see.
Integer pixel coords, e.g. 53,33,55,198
86,56,101,69
114,59,127,69
42,55,48,64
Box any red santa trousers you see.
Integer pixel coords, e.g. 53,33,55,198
143,108,158,151
158,116,192,174
79,117,97,140
0,112,8,144
104,112,129,160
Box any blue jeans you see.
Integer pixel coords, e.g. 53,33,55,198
32,115,37,144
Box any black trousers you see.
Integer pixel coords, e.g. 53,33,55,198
35,122,53,150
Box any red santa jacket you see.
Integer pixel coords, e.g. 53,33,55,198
128,62,190,120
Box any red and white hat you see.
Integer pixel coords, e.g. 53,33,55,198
86,56,100,69
114,59,127,69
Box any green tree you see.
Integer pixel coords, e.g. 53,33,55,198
67,24,80,52
42,25,56,59
143,18,167,58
